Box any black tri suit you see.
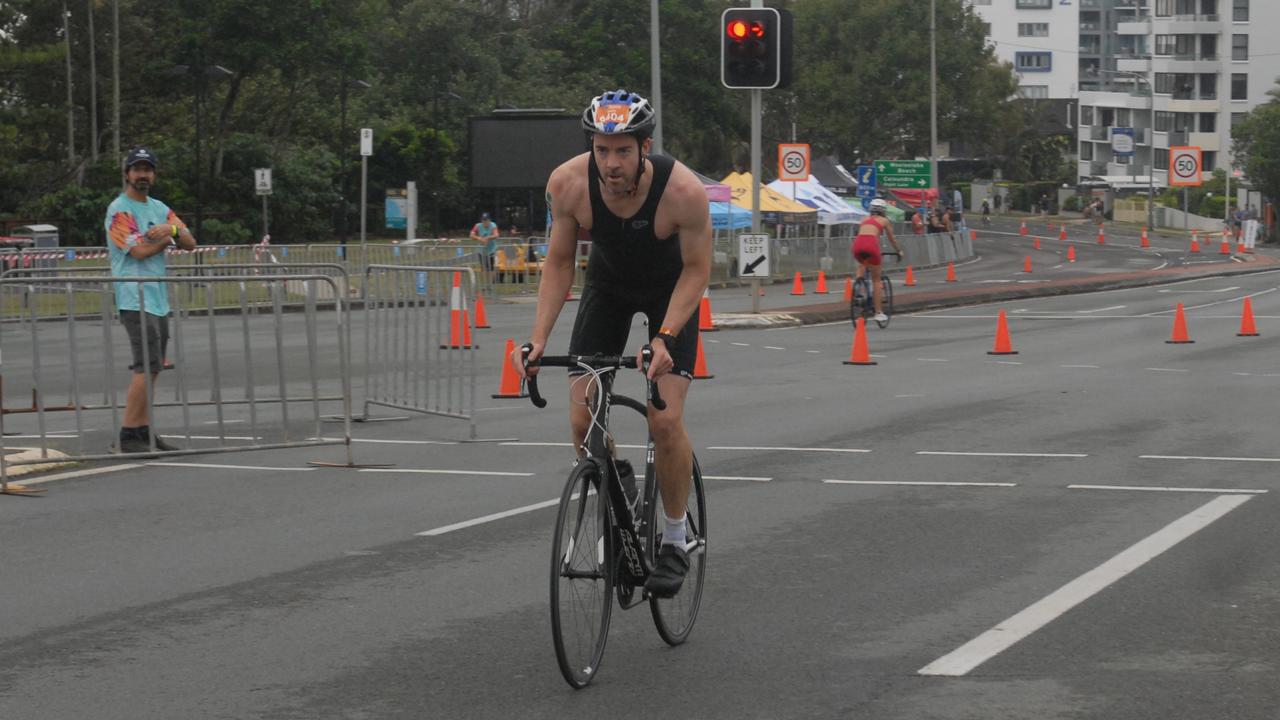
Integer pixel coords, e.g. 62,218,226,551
567,153,699,379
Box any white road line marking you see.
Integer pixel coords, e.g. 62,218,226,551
731,342,750,347
349,438,460,445
991,361,1023,365
9,463,142,486
896,393,927,398
806,350,821,354
1070,484,1268,494
823,479,1016,487
148,462,315,472
705,475,772,482
917,451,1088,458
499,441,645,449
918,358,949,362
764,346,786,350
160,434,261,440
1059,364,1100,369
918,494,1255,677
706,446,870,454
203,419,246,424
1077,305,1127,314
1157,286,1240,293
359,468,534,477
4,434,77,439
1145,368,1189,373
416,496,563,536
1140,454,1280,463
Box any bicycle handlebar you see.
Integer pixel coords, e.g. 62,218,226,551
520,344,667,411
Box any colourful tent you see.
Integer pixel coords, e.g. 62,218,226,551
692,169,732,203
710,201,752,230
767,177,860,225
720,172,818,224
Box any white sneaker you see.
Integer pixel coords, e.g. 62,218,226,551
873,313,889,324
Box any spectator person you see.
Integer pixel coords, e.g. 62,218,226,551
470,211,500,276
105,147,198,454
1039,193,1050,216
993,192,1002,215
910,208,925,235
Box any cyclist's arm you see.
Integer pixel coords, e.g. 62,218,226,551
884,222,902,255
528,159,584,355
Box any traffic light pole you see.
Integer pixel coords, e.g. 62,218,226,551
751,87,762,314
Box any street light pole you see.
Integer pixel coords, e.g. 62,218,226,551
650,0,662,154
1099,67,1156,231
929,0,939,193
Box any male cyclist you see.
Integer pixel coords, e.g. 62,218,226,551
852,198,904,325
512,89,711,598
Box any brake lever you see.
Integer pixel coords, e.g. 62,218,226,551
521,343,547,408
641,345,667,411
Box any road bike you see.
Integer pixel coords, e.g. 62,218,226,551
522,345,707,689
850,251,900,329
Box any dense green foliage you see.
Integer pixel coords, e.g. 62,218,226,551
3,0,1025,244
1232,80,1280,235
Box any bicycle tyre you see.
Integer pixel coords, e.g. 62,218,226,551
550,460,613,689
877,275,893,328
850,276,871,328
647,453,708,646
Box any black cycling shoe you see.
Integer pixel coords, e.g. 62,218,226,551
117,435,155,454
644,544,690,598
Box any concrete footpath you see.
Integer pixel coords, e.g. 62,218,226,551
713,246,1280,328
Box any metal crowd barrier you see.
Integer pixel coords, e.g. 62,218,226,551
0,273,353,490
357,265,479,439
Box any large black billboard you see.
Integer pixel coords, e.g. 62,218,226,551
469,115,584,189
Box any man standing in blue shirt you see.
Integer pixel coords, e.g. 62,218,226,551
470,211,500,280
104,147,198,453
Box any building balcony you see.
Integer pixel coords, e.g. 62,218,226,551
1117,56,1151,73
1188,132,1220,151
1117,20,1151,35
1152,55,1222,74
1151,18,1221,35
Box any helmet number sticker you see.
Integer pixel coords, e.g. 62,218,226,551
595,101,632,130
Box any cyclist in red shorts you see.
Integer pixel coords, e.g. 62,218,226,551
852,198,904,325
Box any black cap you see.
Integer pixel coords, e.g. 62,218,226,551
125,147,158,169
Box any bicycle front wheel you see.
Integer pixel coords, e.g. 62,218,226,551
850,277,870,328
648,453,708,646
877,275,893,328
550,461,613,689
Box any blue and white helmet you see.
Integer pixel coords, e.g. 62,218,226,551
581,89,656,138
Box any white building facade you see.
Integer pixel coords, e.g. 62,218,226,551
970,0,1279,193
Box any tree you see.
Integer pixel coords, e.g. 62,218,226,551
1232,80,1280,236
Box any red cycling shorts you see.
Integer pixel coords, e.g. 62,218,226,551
852,235,882,266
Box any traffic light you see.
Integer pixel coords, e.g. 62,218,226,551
720,7,792,90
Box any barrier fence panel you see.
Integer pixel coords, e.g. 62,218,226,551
0,273,353,490
359,265,478,439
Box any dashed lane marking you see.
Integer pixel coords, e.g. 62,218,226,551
706,446,870,454
1070,484,1268,494
1140,454,1280,463
705,475,772,482
916,451,1088,458
148,462,315,472
823,479,1016,488
416,496,564,536
359,468,535,477
6,463,142,486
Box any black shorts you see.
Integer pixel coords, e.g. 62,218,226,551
120,310,170,373
568,284,699,379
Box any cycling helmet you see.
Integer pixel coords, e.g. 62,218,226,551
869,198,888,215
581,89,656,139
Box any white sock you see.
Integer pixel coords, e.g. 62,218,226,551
663,513,686,547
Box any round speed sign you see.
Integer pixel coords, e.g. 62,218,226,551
777,143,810,182
1169,146,1202,187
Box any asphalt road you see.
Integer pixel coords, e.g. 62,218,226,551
2,228,1279,719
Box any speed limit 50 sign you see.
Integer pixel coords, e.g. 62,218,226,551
1169,146,1202,187
778,143,810,182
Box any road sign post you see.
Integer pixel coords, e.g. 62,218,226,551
874,160,932,189
1169,146,1201,232
778,143,810,182
254,168,272,240
360,128,373,247
739,232,770,311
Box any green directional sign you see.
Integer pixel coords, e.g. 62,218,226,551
874,159,932,189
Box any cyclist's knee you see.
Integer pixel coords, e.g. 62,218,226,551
647,409,685,445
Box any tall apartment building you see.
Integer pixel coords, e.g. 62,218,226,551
970,0,1279,192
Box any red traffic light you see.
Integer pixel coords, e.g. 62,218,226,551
726,19,765,42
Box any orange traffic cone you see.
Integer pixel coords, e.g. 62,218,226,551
1166,303,1193,344
904,266,916,286
1097,226,1105,244
491,339,528,398
693,334,714,379
1023,256,1032,273
1033,236,1042,250
1067,245,1076,262
790,271,806,295
815,270,829,294
1237,242,1246,254
842,276,853,302
970,229,977,241
698,289,718,332
1141,228,1150,248
1238,297,1260,337
473,293,490,328
440,271,474,349
843,317,876,366
946,262,957,282
988,310,1017,355
1059,228,1068,241
1020,221,1028,236
1189,238,1200,253
1220,238,1231,255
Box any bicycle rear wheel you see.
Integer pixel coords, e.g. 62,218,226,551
850,277,871,328
647,454,708,646
550,461,613,689
877,275,893,328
